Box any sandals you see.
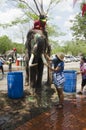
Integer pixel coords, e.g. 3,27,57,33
77,91,83,95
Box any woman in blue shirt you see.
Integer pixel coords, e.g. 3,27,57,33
45,53,65,109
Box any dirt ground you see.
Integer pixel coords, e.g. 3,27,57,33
0,84,57,130
0,78,81,130
0,62,82,130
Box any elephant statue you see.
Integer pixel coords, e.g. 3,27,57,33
25,28,51,92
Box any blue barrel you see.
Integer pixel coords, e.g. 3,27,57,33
7,72,23,98
63,70,77,93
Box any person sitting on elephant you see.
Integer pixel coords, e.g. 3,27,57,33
33,14,47,31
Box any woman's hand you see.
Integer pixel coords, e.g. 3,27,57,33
44,63,54,71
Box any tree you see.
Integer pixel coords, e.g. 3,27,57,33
0,0,63,42
16,0,62,18
0,35,24,54
0,35,12,54
13,42,24,54
70,13,86,40
62,40,86,56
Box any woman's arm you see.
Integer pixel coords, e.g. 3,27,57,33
45,54,52,61
45,63,60,72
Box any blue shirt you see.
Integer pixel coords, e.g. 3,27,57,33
52,55,65,86
52,55,64,74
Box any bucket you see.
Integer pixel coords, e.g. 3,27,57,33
16,60,19,66
7,72,23,98
63,70,77,93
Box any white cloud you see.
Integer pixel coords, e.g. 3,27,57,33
0,8,23,24
64,21,72,28
64,14,76,29
56,0,73,13
67,32,72,38
55,16,62,21
0,0,6,4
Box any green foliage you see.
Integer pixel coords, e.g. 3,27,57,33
47,24,65,37
25,12,39,20
52,46,63,54
1,35,86,57
18,3,27,9
49,39,64,54
50,39,86,56
0,35,24,54
62,40,86,56
13,42,25,53
0,35,12,54
70,13,86,40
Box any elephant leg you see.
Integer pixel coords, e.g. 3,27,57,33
30,66,37,88
36,59,44,88
25,61,29,86
29,66,37,95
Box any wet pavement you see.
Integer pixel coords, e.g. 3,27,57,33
0,62,86,130
15,94,86,130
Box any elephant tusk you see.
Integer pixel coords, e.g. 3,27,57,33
29,53,38,67
29,54,34,66
29,63,38,67
42,54,47,65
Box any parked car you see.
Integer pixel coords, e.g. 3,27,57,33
64,55,71,63
17,57,23,61
64,55,79,62
69,56,78,62
75,56,80,61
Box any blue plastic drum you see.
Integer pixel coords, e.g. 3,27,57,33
63,70,77,93
7,72,23,98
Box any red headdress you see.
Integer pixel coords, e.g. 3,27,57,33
33,15,47,30
82,3,86,16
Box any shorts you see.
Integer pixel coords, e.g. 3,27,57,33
82,79,86,87
55,83,64,88
53,73,65,88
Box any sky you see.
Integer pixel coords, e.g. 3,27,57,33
0,0,83,44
